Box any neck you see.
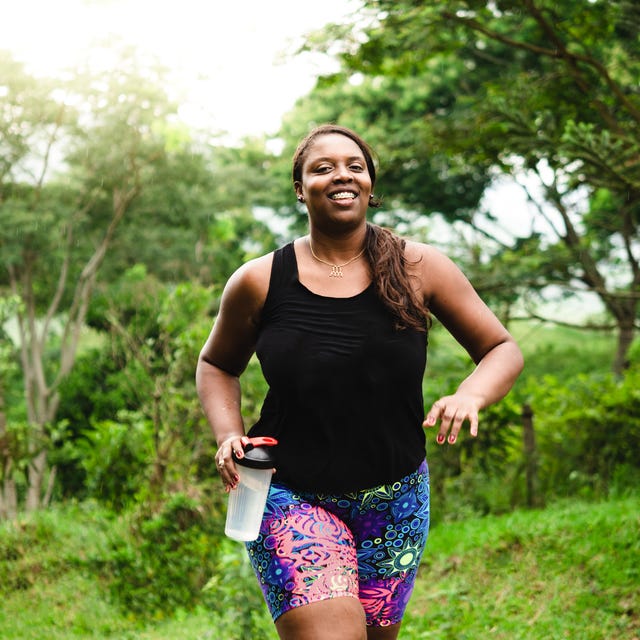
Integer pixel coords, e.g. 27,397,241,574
307,234,367,278
307,226,367,259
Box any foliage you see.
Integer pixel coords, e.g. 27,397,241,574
525,365,640,500
72,415,155,511
422,321,640,520
100,493,225,616
55,269,218,506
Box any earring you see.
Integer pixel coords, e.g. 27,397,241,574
297,196,305,203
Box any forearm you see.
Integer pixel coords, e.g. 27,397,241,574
457,339,524,408
196,357,247,446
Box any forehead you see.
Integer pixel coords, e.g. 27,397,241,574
302,133,365,165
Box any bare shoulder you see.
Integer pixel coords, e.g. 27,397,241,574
403,240,462,299
199,252,274,376
222,252,273,320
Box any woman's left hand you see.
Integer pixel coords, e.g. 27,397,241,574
423,393,482,445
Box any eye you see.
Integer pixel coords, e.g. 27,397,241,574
350,163,365,172
313,164,333,173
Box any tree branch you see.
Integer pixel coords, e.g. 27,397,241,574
441,4,640,130
510,311,621,332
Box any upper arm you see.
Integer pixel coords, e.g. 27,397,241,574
410,242,513,364
199,254,273,376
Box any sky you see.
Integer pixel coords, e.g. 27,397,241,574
1,0,357,139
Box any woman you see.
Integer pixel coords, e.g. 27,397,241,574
196,124,523,640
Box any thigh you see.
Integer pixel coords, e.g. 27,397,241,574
348,460,430,628
246,484,360,624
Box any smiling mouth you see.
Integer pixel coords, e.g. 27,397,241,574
329,191,357,201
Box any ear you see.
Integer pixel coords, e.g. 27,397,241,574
294,181,303,200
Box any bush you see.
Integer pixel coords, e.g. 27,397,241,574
74,414,154,510
527,365,640,499
100,492,225,617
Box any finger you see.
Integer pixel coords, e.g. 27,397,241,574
423,400,443,428
231,436,251,460
216,450,239,489
437,405,456,445
447,410,479,444
468,412,479,438
230,442,243,459
447,411,466,444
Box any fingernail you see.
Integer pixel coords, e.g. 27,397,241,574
448,434,456,444
437,434,445,444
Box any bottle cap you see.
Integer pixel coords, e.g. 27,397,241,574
233,436,278,469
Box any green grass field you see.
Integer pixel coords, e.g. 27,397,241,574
1,495,638,639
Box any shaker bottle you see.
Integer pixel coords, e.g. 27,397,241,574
224,436,278,542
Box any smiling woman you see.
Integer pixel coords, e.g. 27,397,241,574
196,124,523,639
294,133,373,238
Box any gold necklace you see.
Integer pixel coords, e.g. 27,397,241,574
308,240,365,278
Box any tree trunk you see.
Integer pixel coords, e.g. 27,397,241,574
1,471,18,520
25,449,48,512
522,403,543,508
613,321,635,377
0,393,18,520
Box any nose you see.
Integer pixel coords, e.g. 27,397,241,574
333,163,354,182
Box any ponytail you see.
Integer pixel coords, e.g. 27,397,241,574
365,223,430,332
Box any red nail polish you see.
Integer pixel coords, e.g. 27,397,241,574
437,434,445,444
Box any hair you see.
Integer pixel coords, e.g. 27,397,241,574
292,124,430,332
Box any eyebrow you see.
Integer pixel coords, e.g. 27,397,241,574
312,155,365,163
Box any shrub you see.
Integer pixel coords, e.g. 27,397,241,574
527,365,640,499
100,492,225,617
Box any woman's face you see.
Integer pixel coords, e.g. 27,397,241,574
294,133,373,233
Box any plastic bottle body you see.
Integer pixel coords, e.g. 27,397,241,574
224,465,272,541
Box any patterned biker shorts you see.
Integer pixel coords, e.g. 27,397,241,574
246,460,429,627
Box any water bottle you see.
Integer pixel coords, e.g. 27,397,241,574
224,436,277,542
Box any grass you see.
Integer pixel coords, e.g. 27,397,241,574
1,496,638,639
404,497,640,639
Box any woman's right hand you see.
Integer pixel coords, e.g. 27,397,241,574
215,435,251,491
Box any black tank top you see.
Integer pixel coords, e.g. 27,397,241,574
247,242,428,492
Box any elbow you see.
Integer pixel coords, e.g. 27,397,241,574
477,336,524,378
502,338,525,386
196,351,243,380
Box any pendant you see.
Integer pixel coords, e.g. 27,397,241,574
329,265,344,277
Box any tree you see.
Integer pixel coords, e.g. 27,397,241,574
0,49,205,511
295,0,640,372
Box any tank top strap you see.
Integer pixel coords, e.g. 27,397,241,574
270,242,297,291
261,242,296,321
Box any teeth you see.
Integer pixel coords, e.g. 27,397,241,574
330,192,356,200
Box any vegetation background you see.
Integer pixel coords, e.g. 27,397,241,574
1,1,639,638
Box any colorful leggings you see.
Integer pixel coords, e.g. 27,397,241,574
246,460,429,627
